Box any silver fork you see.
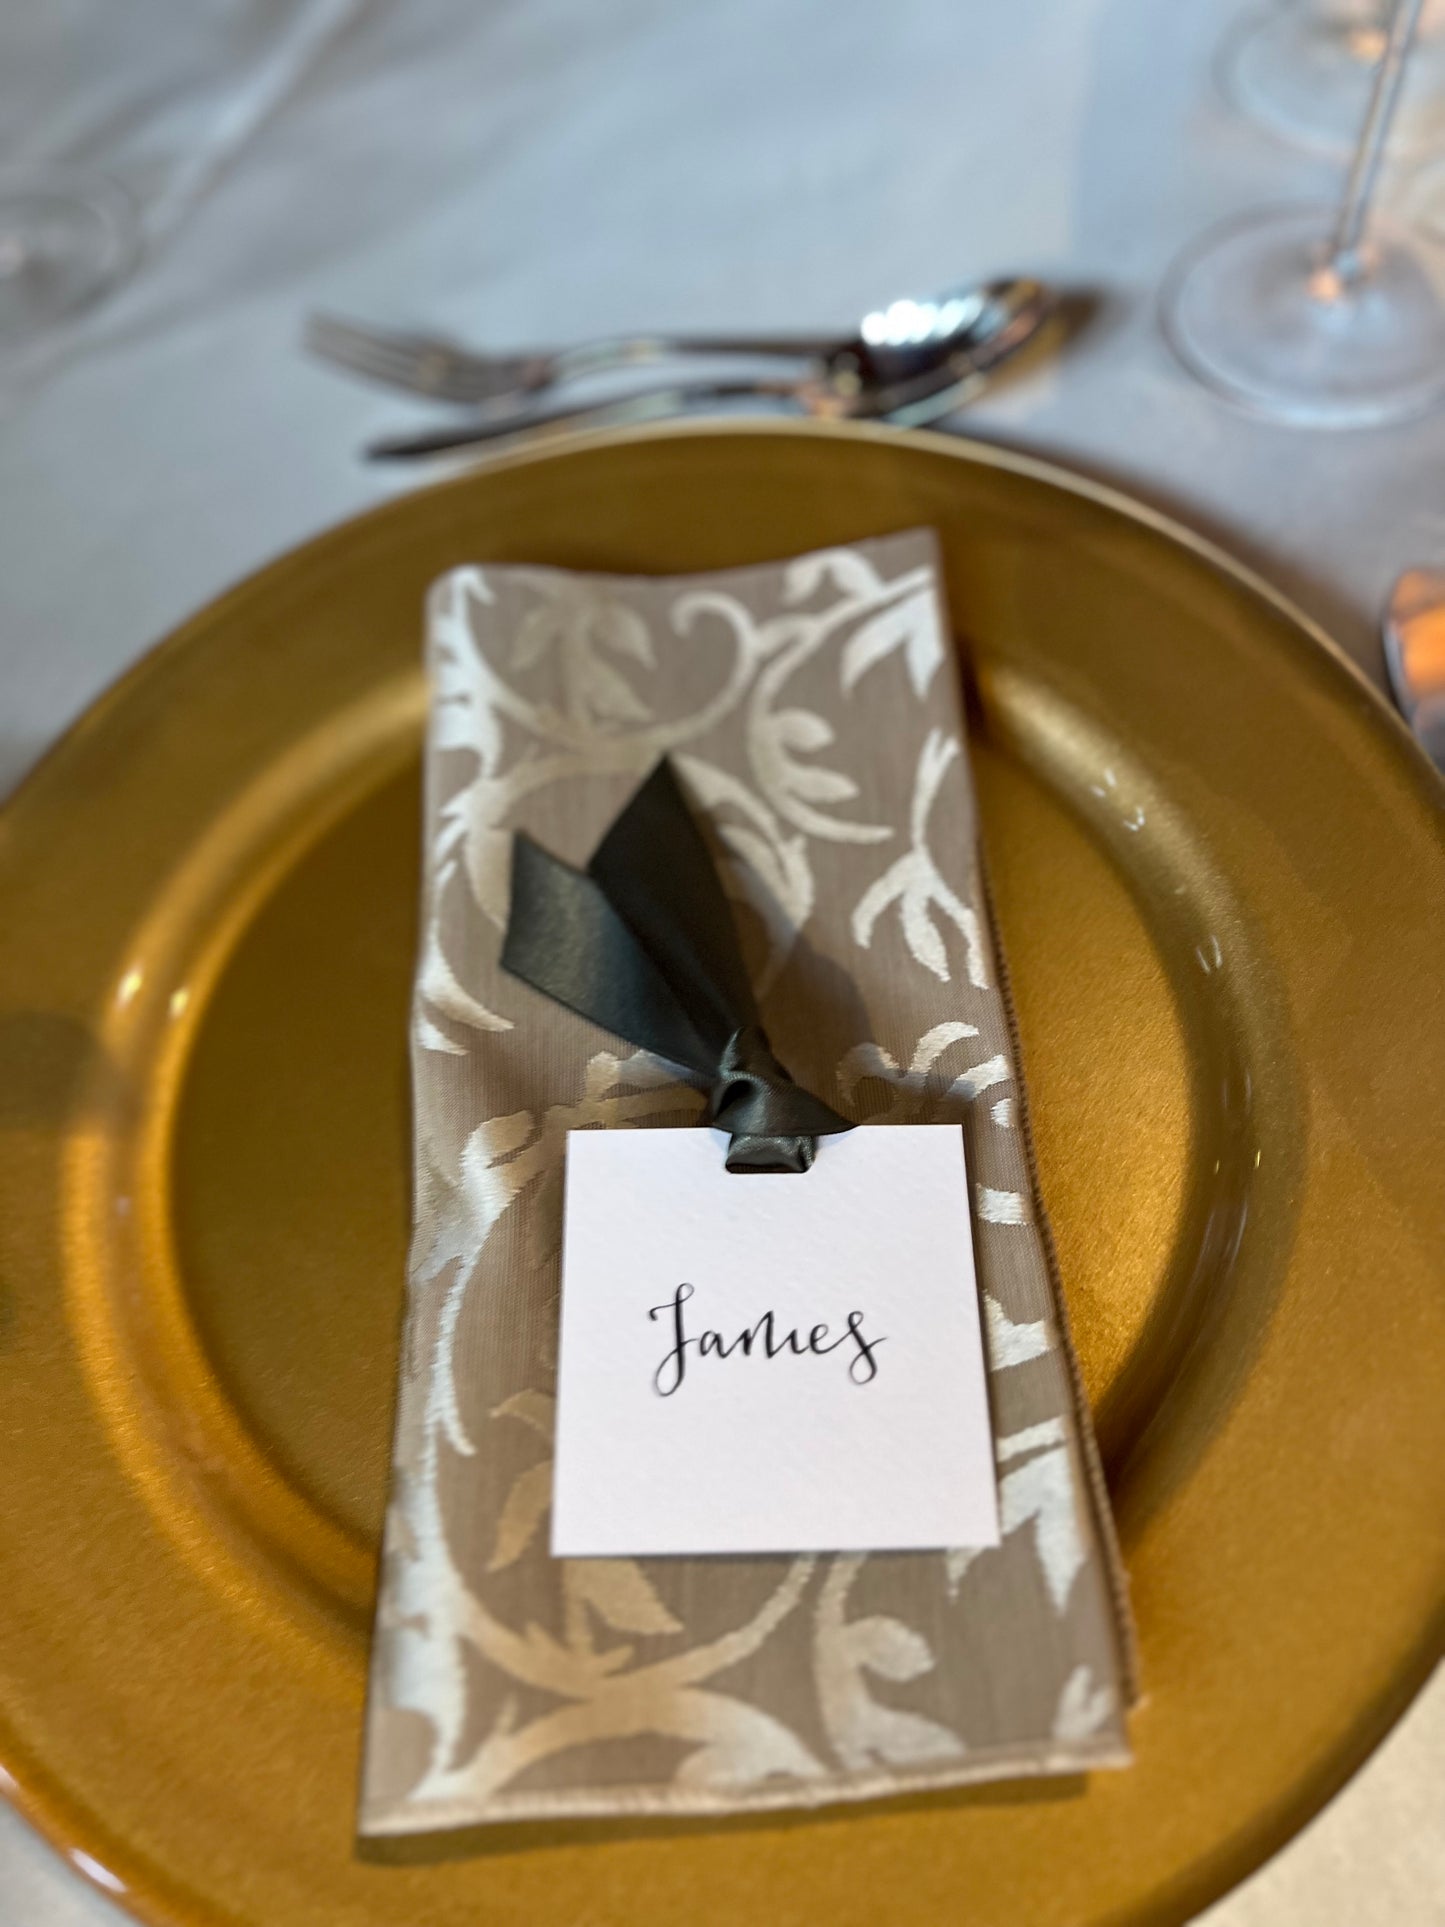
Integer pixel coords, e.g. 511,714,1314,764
306,312,843,409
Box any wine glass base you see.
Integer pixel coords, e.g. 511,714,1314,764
1162,205,1445,427
1218,5,1445,157
0,169,139,353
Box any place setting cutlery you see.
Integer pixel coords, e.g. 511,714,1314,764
304,275,1057,460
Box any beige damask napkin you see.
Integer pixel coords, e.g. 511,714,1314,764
359,531,1135,1834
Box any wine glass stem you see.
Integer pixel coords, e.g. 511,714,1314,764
1329,0,1426,279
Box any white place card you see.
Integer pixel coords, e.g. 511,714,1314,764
551,1125,1001,1558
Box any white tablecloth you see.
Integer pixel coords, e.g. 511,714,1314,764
0,0,1440,1919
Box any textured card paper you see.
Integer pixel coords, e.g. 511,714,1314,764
552,1125,1001,1558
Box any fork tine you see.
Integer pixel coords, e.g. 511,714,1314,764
306,312,510,403
305,314,440,381
308,312,458,359
305,327,407,386
305,311,550,405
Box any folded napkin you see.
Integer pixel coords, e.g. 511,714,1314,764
359,531,1135,1833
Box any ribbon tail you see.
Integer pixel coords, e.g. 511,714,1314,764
501,834,716,1076
587,758,759,1046
502,761,855,1173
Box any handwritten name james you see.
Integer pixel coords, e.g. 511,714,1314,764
648,1282,885,1397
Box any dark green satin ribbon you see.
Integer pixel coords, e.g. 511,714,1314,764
500,759,852,1172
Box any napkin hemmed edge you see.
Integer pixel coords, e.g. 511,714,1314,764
356,1730,1133,1837
977,851,1141,1705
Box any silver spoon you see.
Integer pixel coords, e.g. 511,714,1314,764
1383,567,1445,772
365,279,1054,462
311,275,1045,411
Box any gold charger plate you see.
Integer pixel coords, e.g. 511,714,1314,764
0,422,1441,1927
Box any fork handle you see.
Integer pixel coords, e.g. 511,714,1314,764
365,380,800,461
547,330,842,380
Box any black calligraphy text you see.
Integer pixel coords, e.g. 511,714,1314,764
648,1283,885,1396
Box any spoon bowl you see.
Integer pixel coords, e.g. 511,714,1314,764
827,278,1046,387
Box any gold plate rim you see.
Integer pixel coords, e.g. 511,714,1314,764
0,417,1441,1927
5,417,1441,829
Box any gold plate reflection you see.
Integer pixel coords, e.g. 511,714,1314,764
0,422,1441,1927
